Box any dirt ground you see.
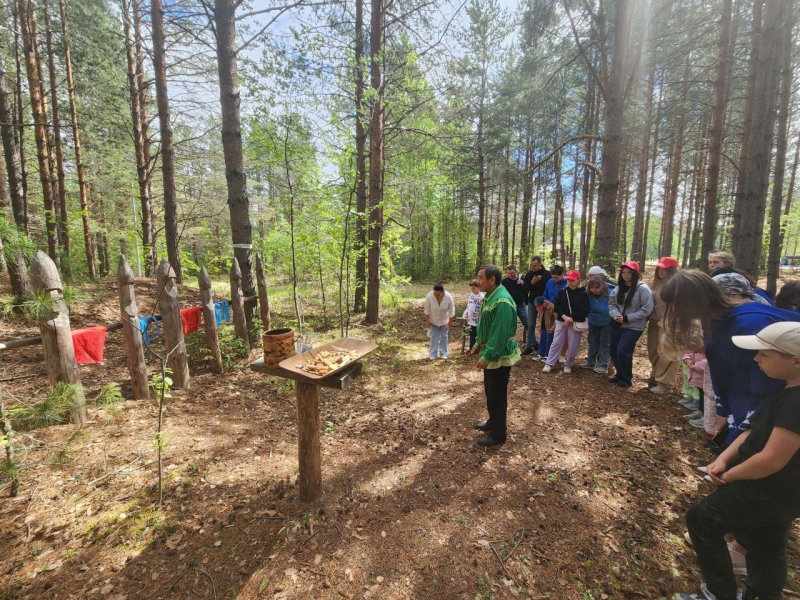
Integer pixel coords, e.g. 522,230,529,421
0,275,798,600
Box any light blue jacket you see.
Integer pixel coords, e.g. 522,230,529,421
587,282,616,327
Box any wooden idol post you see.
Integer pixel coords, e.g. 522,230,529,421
30,250,86,424
156,259,190,389
117,255,150,399
230,258,250,347
198,267,224,374
255,253,271,331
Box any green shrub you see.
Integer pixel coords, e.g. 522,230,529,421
11,382,83,430
91,383,124,415
185,322,249,371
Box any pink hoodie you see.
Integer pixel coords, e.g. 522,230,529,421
682,351,707,388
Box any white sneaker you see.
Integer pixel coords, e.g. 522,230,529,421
558,356,566,364
532,355,542,361
563,366,572,374
542,365,552,373
650,383,670,394
593,366,608,374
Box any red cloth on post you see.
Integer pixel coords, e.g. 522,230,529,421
72,326,108,364
180,306,203,335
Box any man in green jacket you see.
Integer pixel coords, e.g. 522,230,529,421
469,264,521,446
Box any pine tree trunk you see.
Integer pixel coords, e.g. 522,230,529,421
502,149,509,266
736,0,790,275
701,0,733,267
476,115,486,268
0,54,25,230
121,0,156,276
11,3,28,228
520,138,532,262
580,77,597,274
17,0,60,267
43,0,69,259
58,0,96,279
594,0,632,269
364,0,384,324
353,0,367,313
643,80,663,263
214,0,256,318
151,0,182,283
765,8,794,294
631,62,655,264
731,0,764,257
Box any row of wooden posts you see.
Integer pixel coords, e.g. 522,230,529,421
27,249,272,425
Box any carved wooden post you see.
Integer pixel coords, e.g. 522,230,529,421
198,266,224,374
30,250,86,424
156,259,190,390
255,253,271,331
118,255,150,399
230,258,250,347
296,381,322,502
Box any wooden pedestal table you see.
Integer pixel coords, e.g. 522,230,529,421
249,357,363,502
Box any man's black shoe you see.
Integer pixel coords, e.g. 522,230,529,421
521,348,534,356
609,376,619,384
477,433,506,447
473,421,491,432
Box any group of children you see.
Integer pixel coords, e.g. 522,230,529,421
425,252,800,600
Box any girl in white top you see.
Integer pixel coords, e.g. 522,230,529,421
463,280,485,352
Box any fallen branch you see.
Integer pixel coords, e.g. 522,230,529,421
194,567,217,600
488,541,517,587
86,454,142,487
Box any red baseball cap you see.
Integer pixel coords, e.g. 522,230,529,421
656,256,678,269
565,270,581,281
620,261,640,272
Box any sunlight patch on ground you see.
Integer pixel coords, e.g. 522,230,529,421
357,450,430,494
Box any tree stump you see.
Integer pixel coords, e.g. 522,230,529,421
29,250,86,424
156,259,190,390
230,258,250,348
117,255,150,399
198,266,224,374
255,253,271,331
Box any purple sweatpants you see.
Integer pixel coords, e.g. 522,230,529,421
545,321,583,367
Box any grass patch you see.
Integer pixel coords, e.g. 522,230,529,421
90,383,124,415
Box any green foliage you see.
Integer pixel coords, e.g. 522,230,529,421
150,369,174,403
91,383,124,415
185,323,249,371
21,286,88,322
11,383,84,430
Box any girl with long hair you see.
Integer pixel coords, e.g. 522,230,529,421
608,261,654,388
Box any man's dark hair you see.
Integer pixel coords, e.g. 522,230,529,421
506,264,517,272
530,256,542,263
433,284,444,292
551,265,564,275
479,265,502,287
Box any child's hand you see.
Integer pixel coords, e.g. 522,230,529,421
562,316,573,325
707,459,728,485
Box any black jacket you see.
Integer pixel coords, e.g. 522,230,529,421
523,268,551,303
501,276,527,306
553,286,590,323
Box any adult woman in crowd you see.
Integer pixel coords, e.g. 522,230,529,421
648,257,680,394
774,279,800,312
608,261,654,388
660,270,800,447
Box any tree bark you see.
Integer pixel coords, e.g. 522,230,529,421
731,0,764,257
593,0,632,269
43,0,70,259
765,8,794,294
353,0,367,313
0,54,26,230
17,0,60,267
701,0,733,267
365,0,384,324
735,0,790,275
198,266,224,375
156,259,190,390
151,0,182,283
118,255,150,399
631,62,655,264
214,0,256,322
58,0,96,279
121,0,157,276
11,2,28,228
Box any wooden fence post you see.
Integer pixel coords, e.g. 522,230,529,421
230,258,250,348
156,259,190,390
198,267,224,374
29,250,86,424
118,255,150,399
255,253,271,331
296,380,322,502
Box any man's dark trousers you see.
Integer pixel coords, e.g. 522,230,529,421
483,366,511,439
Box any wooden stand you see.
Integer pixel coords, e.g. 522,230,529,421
250,357,362,502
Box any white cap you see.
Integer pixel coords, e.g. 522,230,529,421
587,266,608,277
732,321,800,356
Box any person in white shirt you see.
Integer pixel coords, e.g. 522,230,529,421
462,280,485,352
424,284,455,360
